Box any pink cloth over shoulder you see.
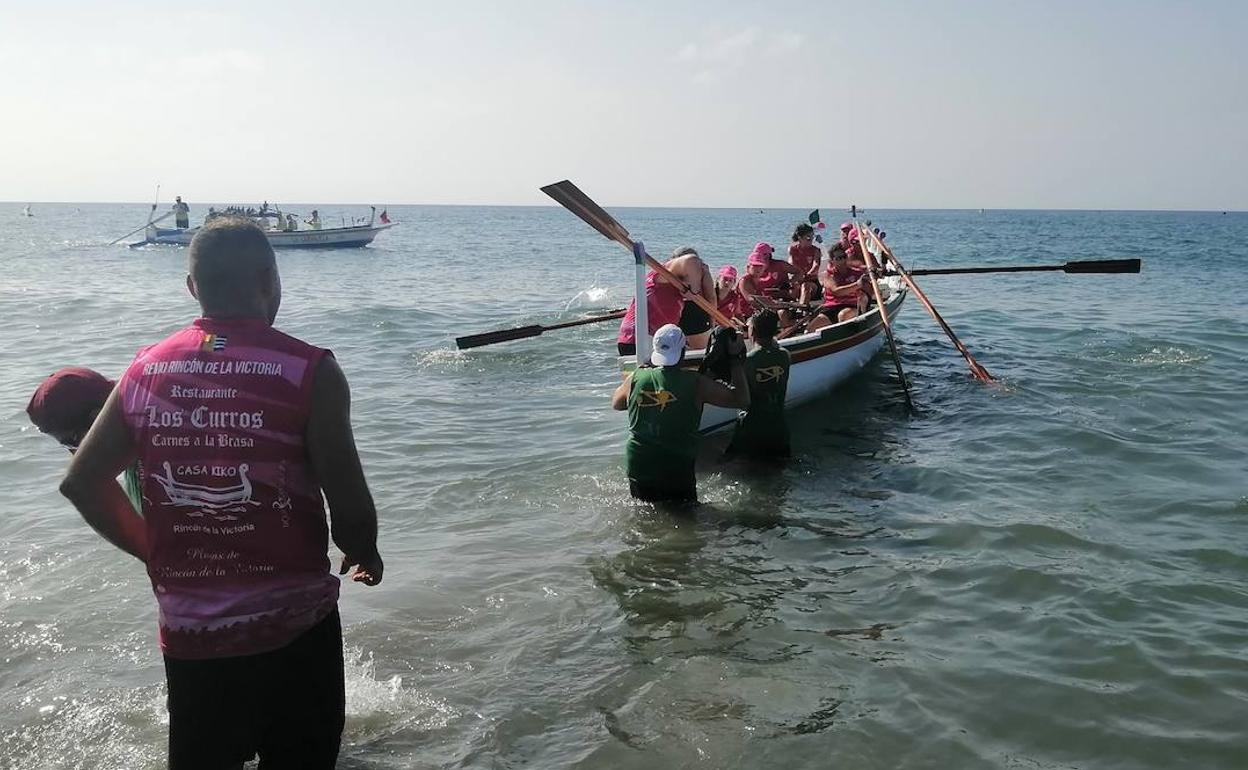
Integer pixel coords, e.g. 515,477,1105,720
617,271,685,345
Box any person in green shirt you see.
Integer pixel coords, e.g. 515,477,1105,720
726,309,792,459
611,323,750,503
27,367,143,512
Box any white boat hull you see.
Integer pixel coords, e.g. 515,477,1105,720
620,277,907,433
137,222,395,249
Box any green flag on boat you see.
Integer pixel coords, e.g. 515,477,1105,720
808,209,820,225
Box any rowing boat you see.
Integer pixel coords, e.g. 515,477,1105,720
134,220,395,249
620,275,908,432
127,206,395,249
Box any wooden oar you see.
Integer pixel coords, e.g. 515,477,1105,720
860,226,994,383
455,309,626,350
903,258,1141,277
853,220,914,411
540,180,735,329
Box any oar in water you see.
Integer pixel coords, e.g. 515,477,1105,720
854,218,915,411
540,180,734,329
109,208,171,246
902,258,1141,277
859,226,994,383
455,309,626,350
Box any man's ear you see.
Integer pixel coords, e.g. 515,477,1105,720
186,274,198,300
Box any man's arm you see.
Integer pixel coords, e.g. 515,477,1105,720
306,355,383,586
60,388,147,562
697,336,750,409
611,373,633,411
698,261,715,300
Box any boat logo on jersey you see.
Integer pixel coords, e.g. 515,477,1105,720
755,366,785,383
637,388,678,411
200,333,228,352
152,461,259,521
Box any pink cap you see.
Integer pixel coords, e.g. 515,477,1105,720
746,242,774,267
839,221,853,231
719,265,738,280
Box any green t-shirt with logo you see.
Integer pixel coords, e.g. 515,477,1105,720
625,366,701,490
727,344,791,457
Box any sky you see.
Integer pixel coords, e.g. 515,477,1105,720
1,0,1245,210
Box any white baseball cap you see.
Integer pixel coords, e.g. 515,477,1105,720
651,323,687,366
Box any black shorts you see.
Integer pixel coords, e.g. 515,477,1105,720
618,341,636,356
164,608,345,770
679,301,712,336
819,305,853,321
629,478,697,504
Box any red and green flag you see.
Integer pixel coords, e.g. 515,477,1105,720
809,209,826,229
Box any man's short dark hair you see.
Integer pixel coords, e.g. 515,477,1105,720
792,223,815,241
751,309,780,339
188,217,275,308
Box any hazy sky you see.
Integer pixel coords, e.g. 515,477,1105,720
2,1,1244,209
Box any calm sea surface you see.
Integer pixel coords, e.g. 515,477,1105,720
1,203,1245,769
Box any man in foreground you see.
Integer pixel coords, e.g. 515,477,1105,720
611,323,749,503
60,217,383,769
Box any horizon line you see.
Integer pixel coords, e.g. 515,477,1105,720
3,200,1244,215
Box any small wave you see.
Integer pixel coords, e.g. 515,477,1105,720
563,286,614,311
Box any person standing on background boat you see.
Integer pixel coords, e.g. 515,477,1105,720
611,323,749,503
616,248,712,356
726,310,791,459
173,196,190,229
788,224,823,306
306,209,322,230
27,366,142,511
58,217,383,769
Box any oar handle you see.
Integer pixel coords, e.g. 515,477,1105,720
455,309,627,350
905,258,1141,276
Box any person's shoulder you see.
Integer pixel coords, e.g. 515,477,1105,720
266,325,328,354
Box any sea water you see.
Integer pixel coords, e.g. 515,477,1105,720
1,203,1245,768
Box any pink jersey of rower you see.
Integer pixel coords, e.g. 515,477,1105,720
788,242,820,275
118,317,339,660
756,261,790,294
822,264,865,308
717,287,752,320
617,271,684,345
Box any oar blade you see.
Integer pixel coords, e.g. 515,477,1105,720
455,325,544,350
541,180,632,248
1063,258,1141,274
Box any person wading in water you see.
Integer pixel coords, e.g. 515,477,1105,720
59,216,383,769
611,323,749,503
726,309,792,459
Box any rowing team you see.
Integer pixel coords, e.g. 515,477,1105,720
616,220,890,355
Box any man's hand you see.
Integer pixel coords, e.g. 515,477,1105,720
339,551,384,586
